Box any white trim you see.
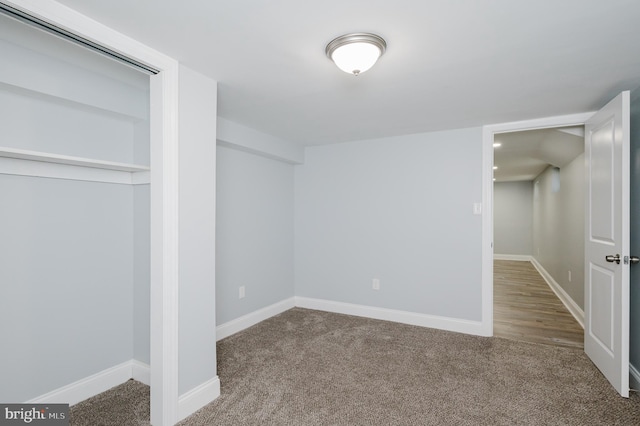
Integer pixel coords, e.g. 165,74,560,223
482,112,595,339
150,64,181,426
481,124,494,337
26,361,135,406
530,257,585,328
25,359,220,418
216,297,296,340
132,360,151,386
217,295,487,342
621,91,631,397
630,364,640,391
493,254,533,261
3,2,181,425
295,297,486,336
177,377,221,422
484,112,595,135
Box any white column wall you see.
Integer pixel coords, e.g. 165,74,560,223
177,65,218,400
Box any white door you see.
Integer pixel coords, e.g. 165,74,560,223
584,91,630,397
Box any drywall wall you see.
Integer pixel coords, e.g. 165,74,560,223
0,12,148,121
177,65,218,396
133,112,150,365
532,155,585,309
493,181,533,256
217,117,304,164
294,127,483,321
629,86,640,385
215,144,295,325
0,25,148,163
0,85,139,161
133,185,150,365
0,177,134,402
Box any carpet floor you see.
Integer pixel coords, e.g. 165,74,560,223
70,308,640,425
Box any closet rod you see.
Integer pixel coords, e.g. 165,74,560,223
0,3,159,75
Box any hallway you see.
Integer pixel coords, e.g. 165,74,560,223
494,260,584,349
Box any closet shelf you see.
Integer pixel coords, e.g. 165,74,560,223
0,147,149,172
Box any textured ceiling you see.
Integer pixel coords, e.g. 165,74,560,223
51,0,640,146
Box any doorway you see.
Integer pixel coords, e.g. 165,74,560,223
485,93,634,397
479,113,593,339
492,126,585,348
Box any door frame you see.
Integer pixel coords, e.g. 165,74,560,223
481,112,595,336
3,1,181,425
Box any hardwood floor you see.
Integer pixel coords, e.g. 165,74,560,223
494,260,584,349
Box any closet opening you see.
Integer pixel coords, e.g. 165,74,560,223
0,7,152,406
0,2,185,423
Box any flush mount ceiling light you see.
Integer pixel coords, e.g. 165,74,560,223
325,33,386,76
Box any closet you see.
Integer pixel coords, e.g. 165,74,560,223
0,11,151,402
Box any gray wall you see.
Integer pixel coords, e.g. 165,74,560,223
215,145,295,325
294,128,483,320
0,177,135,401
493,181,533,256
629,87,640,383
0,34,148,163
532,155,585,309
177,65,218,395
133,185,150,364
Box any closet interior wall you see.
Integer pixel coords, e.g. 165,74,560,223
0,14,151,402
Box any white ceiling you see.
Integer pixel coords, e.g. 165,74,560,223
493,127,584,182
51,0,640,146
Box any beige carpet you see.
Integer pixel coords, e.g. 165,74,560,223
71,308,640,425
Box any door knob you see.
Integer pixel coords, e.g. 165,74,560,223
605,254,621,264
629,256,640,264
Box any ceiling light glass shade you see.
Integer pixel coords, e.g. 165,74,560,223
326,33,386,76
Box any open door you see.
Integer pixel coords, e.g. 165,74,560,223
584,91,630,397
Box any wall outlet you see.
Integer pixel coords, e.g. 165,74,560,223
568,270,572,282
372,278,380,290
239,286,245,299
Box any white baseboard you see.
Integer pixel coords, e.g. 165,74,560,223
131,359,151,386
295,297,486,336
217,295,487,341
530,257,585,328
27,360,143,405
630,364,640,391
216,297,296,340
494,254,533,261
177,376,220,422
